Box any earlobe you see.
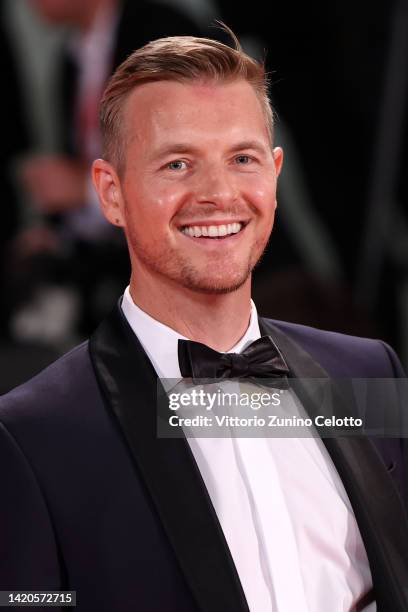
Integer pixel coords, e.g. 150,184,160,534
92,158,125,227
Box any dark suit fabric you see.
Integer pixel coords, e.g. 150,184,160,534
0,305,407,611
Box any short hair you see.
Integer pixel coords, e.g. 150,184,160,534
100,27,274,174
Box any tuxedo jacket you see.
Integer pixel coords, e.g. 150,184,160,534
0,304,407,611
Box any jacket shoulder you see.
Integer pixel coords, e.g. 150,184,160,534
0,341,102,425
263,318,405,377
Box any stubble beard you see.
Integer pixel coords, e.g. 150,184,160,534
127,225,272,296
178,258,253,294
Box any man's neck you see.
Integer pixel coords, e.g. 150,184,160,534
129,275,252,353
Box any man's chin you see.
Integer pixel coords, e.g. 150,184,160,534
178,269,251,295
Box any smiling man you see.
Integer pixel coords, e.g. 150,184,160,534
94,67,282,350
105,79,278,297
0,32,407,612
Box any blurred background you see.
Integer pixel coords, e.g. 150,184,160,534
1,0,407,393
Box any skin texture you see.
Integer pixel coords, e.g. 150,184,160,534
93,79,283,350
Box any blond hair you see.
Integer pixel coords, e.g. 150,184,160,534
100,27,274,173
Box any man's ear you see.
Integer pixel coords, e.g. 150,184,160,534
92,158,125,227
272,146,283,177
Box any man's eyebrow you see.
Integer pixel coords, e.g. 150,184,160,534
150,143,200,160
228,140,268,155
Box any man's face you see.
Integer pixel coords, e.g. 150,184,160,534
117,79,282,294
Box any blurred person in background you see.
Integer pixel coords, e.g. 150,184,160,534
0,10,64,394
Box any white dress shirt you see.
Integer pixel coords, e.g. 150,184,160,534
122,286,375,612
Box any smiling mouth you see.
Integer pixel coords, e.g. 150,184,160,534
179,222,247,239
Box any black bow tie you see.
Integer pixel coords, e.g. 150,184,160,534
178,336,290,380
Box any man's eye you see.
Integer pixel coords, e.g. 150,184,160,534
235,155,251,165
167,160,187,171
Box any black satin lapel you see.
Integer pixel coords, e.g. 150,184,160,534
259,317,408,610
89,304,249,612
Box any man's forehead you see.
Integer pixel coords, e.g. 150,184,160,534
123,79,268,142
124,78,261,115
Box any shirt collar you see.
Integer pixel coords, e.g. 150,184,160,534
121,286,261,379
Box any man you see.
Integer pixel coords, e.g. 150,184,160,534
1,32,407,612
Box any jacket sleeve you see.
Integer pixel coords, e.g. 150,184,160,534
0,420,62,593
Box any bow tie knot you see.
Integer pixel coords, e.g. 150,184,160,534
226,353,250,377
178,335,290,381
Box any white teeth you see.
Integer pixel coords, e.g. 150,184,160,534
181,223,243,238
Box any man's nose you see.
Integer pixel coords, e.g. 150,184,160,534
194,167,238,207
